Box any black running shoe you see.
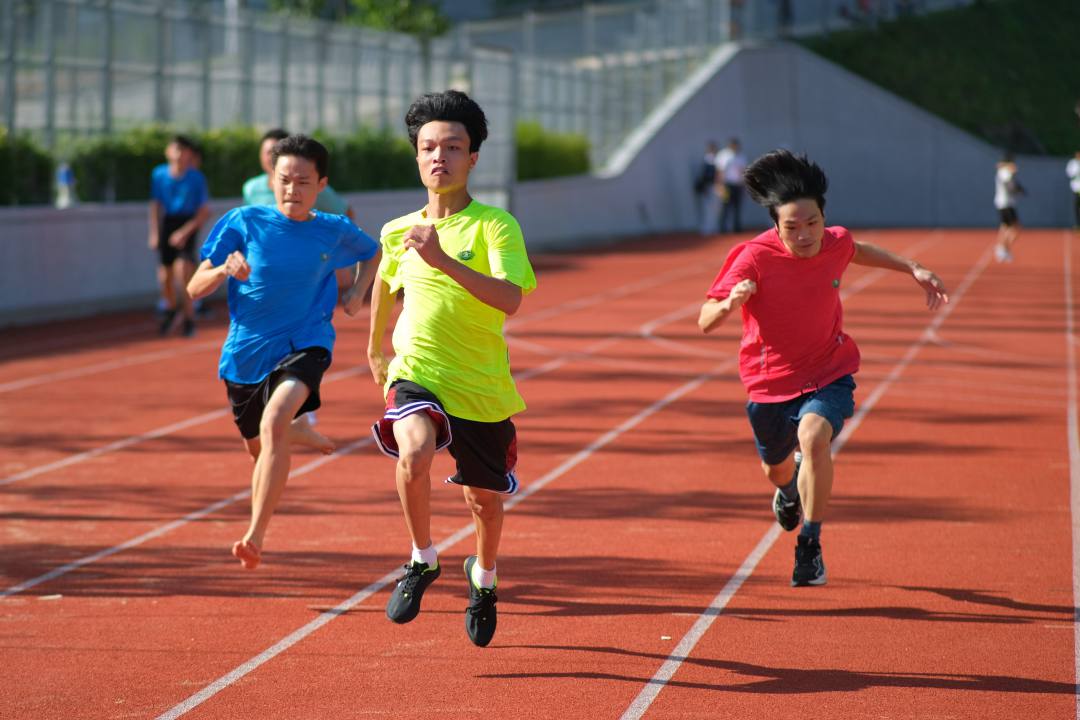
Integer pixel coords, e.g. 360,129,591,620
772,452,802,531
463,555,497,647
792,535,827,587
386,560,440,624
158,309,177,336
182,318,196,337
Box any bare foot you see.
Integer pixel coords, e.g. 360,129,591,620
290,415,335,455
232,539,261,570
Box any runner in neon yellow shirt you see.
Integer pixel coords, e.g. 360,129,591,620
368,90,535,647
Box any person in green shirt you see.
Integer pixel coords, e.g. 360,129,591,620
243,128,357,296
368,90,536,647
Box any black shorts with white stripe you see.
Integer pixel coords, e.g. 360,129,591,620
372,380,519,495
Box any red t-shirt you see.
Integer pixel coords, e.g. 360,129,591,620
706,226,861,402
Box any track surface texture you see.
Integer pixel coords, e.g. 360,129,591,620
1,229,1077,719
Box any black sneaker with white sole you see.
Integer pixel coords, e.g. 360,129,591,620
386,560,440,624
791,535,826,587
463,555,497,647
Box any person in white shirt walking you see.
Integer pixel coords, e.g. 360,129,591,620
993,153,1025,263
715,138,748,233
1067,150,1080,230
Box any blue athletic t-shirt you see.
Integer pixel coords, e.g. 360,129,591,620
200,205,379,384
151,164,209,216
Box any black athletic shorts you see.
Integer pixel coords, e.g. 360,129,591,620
998,207,1018,227
372,380,519,495
158,213,199,266
224,347,331,440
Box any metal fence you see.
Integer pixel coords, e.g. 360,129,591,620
1,0,975,189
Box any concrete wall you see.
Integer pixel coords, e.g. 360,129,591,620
2,41,1074,327
530,41,1072,240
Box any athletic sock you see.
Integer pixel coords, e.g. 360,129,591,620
470,560,497,590
411,543,438,568
799,520,822,541
778,476,799,502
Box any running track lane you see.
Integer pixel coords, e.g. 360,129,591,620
1,231,1075,718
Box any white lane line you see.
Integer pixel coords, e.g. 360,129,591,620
1063,230,1080,720
0,285,733,596
1,259,705,394
154,358,730,720
619,242,993,720
1,258,712,487
0,340,220,395
0,436,374,599
0,365,368,487
153,241,937,717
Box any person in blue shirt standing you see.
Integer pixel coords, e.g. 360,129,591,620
187,134,381,570
149,135,210,336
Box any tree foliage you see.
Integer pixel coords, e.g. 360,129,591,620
268,0,450,35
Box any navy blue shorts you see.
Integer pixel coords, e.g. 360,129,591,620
372,380,519,495
745,374,856,466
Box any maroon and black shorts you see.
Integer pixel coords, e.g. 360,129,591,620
371,380,519,495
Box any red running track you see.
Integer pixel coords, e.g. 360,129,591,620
0,229,1077,719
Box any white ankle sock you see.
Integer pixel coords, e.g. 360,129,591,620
471,560,497,589
411,543,437,568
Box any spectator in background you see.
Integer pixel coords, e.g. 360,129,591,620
993,153,1025,263
243,128,359,298
716,137,748,234
1067,150,1080,230
695,140,719,235
149,134,210,337
776,0,793,37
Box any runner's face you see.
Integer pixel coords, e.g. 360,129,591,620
416,121,477,194
259,138,277,175
272,154,327,220
775,199,825,258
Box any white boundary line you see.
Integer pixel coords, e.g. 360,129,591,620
0,365,368,487
0,261,709,487
154,239,926,718
0,436,373,599
0,277,730,596
154,362,727,720
619,243,994,720
0,340,220,395
1063,230,1080,720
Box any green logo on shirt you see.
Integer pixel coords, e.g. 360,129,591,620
832,279,840,288
458,250,475,261
321,252,329,261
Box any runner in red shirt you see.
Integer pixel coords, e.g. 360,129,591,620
699,149,949,586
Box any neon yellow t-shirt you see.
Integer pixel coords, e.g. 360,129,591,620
379,200,537,422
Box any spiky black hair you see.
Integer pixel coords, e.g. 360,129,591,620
271,133,329,178
405,90,488,153
743,149,829,222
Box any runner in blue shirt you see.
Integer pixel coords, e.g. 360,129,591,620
188,134,381,570
243,128,359,301
149,135,210,336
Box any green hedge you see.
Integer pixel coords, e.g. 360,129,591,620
9,120,590,205
67,126,416,203
516,121,591,181
0,130,55,205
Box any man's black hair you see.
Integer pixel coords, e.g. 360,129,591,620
405,90,488,153
170,134,199,153
743,149,829,223
271,133,329,178
261,128,289,144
